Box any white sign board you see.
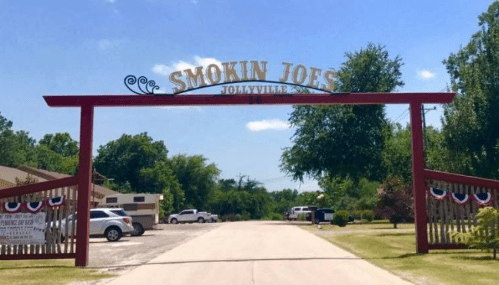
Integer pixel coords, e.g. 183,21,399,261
0,212,46,245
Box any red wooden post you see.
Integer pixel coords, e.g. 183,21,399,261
410,102,429,253
75,105,94,267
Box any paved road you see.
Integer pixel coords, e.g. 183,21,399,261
105,221,413,285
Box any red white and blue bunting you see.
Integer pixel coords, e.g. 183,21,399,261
451,192,470,205
1,196,65,213
471,192,493,206
429,188,495,206
26,201,45,213
3,202,22,213
429,188,449,200
47,196,65,207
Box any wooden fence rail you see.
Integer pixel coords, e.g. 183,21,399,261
424,170,499,250
0,177,78,260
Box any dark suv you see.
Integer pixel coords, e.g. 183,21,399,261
313,208,335,224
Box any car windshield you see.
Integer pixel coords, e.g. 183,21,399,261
111,210,129,217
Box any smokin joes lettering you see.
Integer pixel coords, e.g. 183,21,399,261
168,61,337,94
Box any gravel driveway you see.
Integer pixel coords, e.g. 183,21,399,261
86,223,220,273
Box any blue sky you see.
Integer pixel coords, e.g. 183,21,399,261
0,0,493,191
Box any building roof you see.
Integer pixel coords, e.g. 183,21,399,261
0,165,48,189
0,165,119,197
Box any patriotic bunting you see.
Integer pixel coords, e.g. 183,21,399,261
429,188,449,200
451,192,470,205
47,196,65,207
471,192,493,206
3,202,23,213
0,196,66,213
26,201,45,213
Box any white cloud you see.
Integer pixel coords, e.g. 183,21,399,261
153,56,222,76
246,119,291,131
418,69,435,80
97,39,122,50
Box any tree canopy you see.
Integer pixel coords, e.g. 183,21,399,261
442,2,499,179
281,43,404,183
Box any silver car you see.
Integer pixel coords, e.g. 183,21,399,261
62,208,134,242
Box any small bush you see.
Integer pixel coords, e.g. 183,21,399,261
362,210,375,222
352,210,363,220
333,210,350,227
263,212,284,220
297,213,307,221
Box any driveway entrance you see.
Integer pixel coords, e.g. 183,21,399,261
105,221,413,285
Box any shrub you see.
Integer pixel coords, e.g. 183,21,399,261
263,212,284,220
451,207,499,259
297,213,307,221
352,210,363,220
362,210,375,222
333,210,350,227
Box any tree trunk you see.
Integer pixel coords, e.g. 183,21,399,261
494,247,496,260
393,223,397,229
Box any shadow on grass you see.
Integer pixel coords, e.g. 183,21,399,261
0,265,74,270
451,255,499,261
377,233,415,237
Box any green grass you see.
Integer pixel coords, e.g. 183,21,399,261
0,259,114,285
303,222,499,285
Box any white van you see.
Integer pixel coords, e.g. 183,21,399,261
287,206,311,220
97,194,163,236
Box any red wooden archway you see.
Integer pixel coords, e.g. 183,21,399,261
44,92,455,266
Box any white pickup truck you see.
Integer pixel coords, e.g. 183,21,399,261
168,209,214,224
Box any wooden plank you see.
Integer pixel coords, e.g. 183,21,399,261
438,181,445,243
465,185,472,233
427,182,434,244
70,186,77,254
64,188,70,254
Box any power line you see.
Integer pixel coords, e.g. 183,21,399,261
394,108,409,123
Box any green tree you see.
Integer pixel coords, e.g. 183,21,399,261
375,176,413,229
451,207,499,259
281,43,404,183
442,1,499,179
39,133,79,157
169,154,220,210
139,161,184,214
94,133,168,191
0,112,15,166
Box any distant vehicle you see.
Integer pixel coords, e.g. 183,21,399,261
313,208,335,224
98,193,163,236
168,209,212,224
287,206,311,220
60,208,134,242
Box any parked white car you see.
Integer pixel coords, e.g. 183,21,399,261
168,209,211,224
61,208,134,242
287,206,311,220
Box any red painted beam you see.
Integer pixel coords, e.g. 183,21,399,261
0,253,76,260
424,169,499,189
75,105,94,267
410,102,429,254
0,176,77,199
43,93,455,107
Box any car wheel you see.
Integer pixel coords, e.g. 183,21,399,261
211,218,216,223
314,218,320,225
105,226,122,242
170,218,178,224
197,217,205,223
131,223,145,236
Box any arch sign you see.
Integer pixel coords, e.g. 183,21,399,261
42,59,455,267
124,61,338,95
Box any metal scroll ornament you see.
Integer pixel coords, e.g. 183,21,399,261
124,75,160,95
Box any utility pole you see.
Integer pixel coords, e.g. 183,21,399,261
421,105,437,166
